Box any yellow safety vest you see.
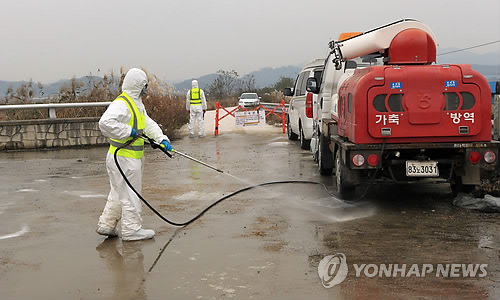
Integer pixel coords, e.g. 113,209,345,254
108,92,145,159
190,88,202,105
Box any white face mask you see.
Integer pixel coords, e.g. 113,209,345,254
140,84,148,97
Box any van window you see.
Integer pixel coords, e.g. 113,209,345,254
314,70,322,86
295,72,307,96
299,72,309,96
292,75,299,96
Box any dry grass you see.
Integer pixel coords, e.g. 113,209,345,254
0,68,285,139
206,97,238,110
143,95,189,139
0,109,48,121
0,95,188,139
0,69,191,139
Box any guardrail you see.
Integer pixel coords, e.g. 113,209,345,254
260,102,289,114
0,101,287,119
0,102,112,119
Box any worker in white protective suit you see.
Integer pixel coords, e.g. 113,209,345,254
186,80,207,137
97,68,172,241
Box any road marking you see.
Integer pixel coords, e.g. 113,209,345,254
17,188,38,192
0,224,29,240
80,194,106,198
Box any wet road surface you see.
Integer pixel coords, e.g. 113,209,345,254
0,127,499,300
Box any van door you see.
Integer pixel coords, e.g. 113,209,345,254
290,71,307,133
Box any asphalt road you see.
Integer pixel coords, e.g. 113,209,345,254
0,125,499,300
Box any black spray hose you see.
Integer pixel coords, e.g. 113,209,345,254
113,136,334,227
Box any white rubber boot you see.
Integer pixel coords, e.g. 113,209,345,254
122,228,155,241
96,226,119,237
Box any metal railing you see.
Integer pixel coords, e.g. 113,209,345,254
0,102,111,119
0,101,290,120
260,102,289,114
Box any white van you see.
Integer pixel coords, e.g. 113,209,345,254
284,58,325,149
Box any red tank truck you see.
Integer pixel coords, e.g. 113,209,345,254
307,19,499,197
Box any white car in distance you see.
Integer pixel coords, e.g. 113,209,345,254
239,93,261,108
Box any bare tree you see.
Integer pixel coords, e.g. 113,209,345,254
273,76,294,92
37,82,44,98
59,77,84,102
5,85,14,104
5,80,35,104
238,75,256,94
208,70,245,99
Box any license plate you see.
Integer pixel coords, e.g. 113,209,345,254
405,161,439,177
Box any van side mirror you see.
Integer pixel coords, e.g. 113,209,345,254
283,88,293,96
306,78,319,94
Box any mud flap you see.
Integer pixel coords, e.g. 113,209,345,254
339,148,361,186
461,165,480,185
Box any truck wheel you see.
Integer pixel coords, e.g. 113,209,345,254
299,125,310,150
318,134,333,175
335,148,354,198
287,118,298,141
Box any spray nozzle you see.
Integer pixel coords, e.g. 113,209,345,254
141,134,172,158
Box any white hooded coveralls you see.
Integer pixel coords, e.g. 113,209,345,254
186,80,207,136
98,68,168,237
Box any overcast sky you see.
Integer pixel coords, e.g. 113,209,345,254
1,0,499,84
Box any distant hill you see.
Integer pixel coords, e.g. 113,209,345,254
437,47,500,66
248,65,302,88
437,48,500,81
0,76,103,100
470,65,500,81
1,66,302,99
1,48,498,100
173,65,301,92
172,73,219,92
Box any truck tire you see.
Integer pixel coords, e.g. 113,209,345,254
287,117,298,141
318,134,334,175
299,125,310,150
335,148,355,198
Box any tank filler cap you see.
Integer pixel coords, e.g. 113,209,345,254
387,28,436,65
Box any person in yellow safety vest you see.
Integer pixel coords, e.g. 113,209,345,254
186,80,207,137
97,68,172,241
